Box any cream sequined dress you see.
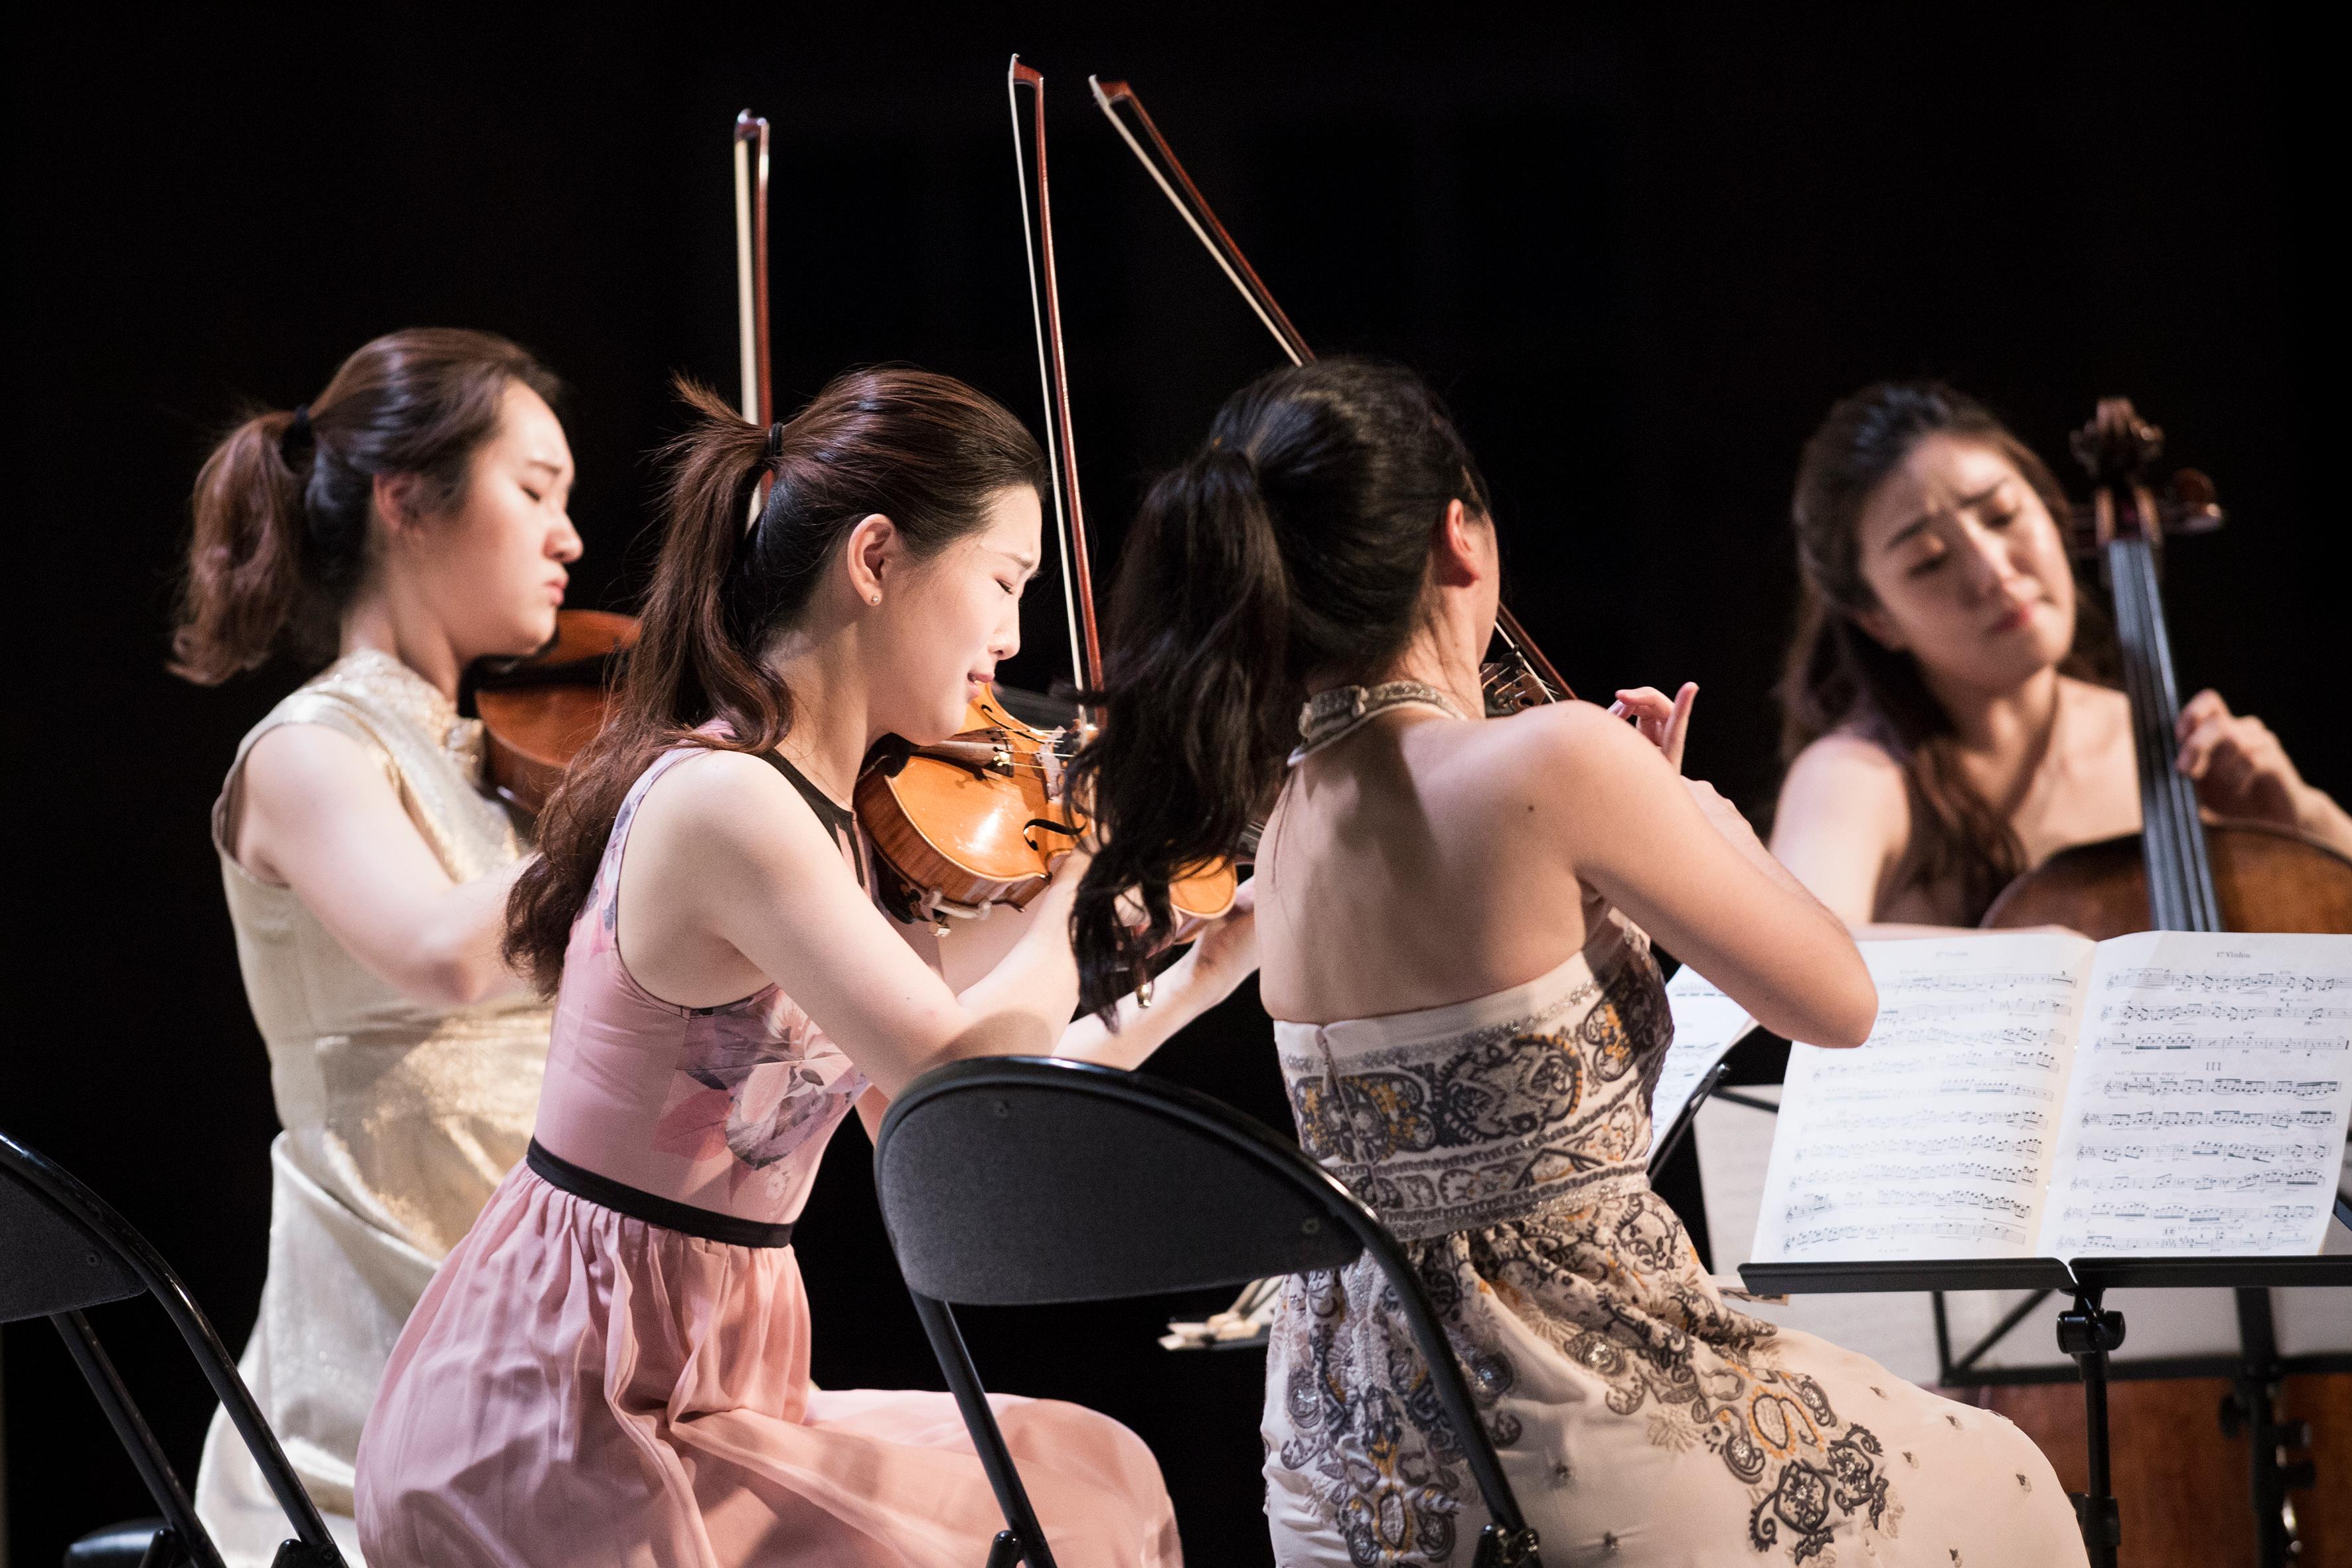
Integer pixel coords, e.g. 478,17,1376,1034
193,650,552,1567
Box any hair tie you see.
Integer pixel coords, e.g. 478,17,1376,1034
279,403,315,467
747,424,788,537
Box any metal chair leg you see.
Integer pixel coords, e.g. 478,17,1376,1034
907,1291,1058,1568
52,1312,224,1568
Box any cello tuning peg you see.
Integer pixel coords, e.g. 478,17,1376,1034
2162,469,2225,534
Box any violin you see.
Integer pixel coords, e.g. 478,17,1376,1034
1088,76,1575,717
1977,398,2352,1561
855,59,1239,938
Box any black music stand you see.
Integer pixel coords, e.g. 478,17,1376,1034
1739,1248,2352,1568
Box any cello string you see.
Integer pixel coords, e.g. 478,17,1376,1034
2112,539,2180,928
2136,531,2223,929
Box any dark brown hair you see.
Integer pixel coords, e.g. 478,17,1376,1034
171,327,562,683
503,368,1048,992
1067,358,1491,1015
1780,380,2109,921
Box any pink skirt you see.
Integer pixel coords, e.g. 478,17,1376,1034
356,1167,1181,1567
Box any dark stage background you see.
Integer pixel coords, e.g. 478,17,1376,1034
4,8,2337,1565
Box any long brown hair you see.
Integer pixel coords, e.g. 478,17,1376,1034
1780,381,2110,921
503,368,1048,992
171,328,561,683
1067,358,1492,1015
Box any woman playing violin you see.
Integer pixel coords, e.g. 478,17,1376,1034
357,370,1251,1567
1771,380,2352,933
1069,358,2084,1565
170,328,582,1565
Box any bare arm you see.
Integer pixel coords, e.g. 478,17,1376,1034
1766,734,1911,929
1530,706,1877,1048
232,724,528,1006
659,753,1089,1098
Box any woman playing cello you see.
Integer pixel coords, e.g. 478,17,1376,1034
1770,380,2352,932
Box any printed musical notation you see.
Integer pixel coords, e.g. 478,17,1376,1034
1751,929,2352,1268
2040,930,2352,1259
1753,934,2086,1265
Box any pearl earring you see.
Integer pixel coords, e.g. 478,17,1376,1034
867,592,881,605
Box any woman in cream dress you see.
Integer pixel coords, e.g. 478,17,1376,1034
171,329,583,1565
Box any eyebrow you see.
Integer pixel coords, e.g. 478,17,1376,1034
1884,479,2009,550
522,457,569,478
994,546,1042,570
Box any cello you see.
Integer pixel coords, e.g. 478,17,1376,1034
1975,398,2352,1565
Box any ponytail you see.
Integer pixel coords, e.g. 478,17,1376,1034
172,408,322,684
1069,358,1490,1015
504,367,1048,992
170,328,561,684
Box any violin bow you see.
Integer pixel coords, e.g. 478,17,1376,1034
1009,57,1105,707
1089,76,1574,705
732,111,774,428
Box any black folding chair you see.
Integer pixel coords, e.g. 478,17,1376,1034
0,1128,345,1568
872,1056,1541,1568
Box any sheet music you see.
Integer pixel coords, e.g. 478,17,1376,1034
1751,935,2092,1263
2038,930,2352,1259
1647,967,1758,1160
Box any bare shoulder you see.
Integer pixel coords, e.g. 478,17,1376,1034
1439,699,1672,823
1782,729,1904,797
1775,729,1909,839
631,746,840,865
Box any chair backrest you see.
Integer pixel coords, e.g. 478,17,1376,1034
1,1128,346,1567
0,1153,143,1322
874,1056,1362,1305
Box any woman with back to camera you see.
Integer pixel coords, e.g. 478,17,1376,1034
356,370,1251,1567
1770,380,2352,931
1067,358,2088,1564
171,328,582,1565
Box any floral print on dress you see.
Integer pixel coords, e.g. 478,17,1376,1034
574,744,870,1213
1265,917,1903,1566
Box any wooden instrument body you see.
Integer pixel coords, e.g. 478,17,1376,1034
474,608,639,815
1967,401,2352,1565
1985,821,2352,937
856,687,1077,919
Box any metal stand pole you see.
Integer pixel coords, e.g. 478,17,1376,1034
2221,1287,2316,1568
2057,1289,2126,1568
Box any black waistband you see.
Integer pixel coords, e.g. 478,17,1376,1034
526,1139,797,1249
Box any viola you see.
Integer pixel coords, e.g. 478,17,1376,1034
471,609,639,814
1087,76,1574,718
1978,398,2352,1561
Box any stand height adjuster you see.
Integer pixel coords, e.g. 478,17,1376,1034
2056,1291,2129,1564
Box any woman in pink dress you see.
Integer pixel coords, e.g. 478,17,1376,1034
355,370,1255,1567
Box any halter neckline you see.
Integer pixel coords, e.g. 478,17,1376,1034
1290,680,1467,765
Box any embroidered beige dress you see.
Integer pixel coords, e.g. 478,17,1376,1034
1261,910,2088,1567
193,650,553,1567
